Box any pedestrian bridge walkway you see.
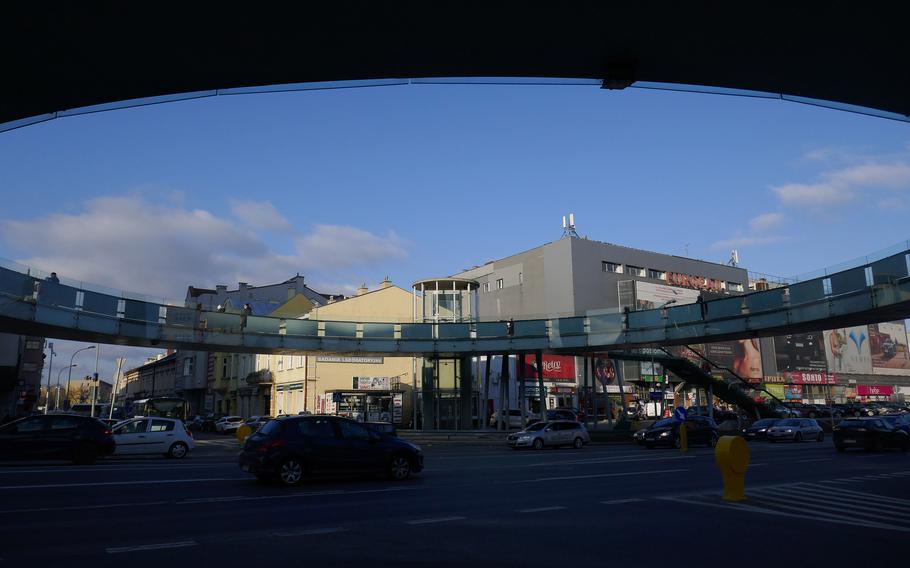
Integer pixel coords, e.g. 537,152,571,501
0,244,908,356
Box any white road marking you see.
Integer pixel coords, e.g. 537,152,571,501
516,506,567,513
600,498,645,505
515,468,690,483
0,501,171,515
0,464,225,475
773,486,910,516
796,458,831,463
0,478,245,490
273,527,348,537
106,541,198,554
406,516,466,525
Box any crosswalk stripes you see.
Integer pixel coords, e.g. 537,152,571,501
658,478,910,533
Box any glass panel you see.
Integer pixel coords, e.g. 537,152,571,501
164,306,196,328
324,322,356,337
513,319,546,337
627,309,662,329
589,313,623,333
123,299,159,321
476,322,508,337
81,291,119,316
285,319,318,336
828,267,868,295
745,289,785,312
666,304,702,325
705,297,743,319
243,315,280,334
871,253,910,285
401,324,433,340
554,317,585,335
362,323,395,338
788,280,825,305
437,323,470,340
204,313,243,332
36,282,76,308
0,267,36,298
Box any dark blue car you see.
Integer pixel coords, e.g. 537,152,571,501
239,415,423,486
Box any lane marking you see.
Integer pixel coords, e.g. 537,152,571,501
794,484,910,506
0,478,245,490
406,516,466,525
0,501,170,515
771,486,910,517
515,468,690,483
273,527,348,537
601,498,645,505
0,464,226,475
796,458,831,463
517,506,567,513
106,540,198,554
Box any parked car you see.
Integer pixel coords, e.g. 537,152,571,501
490,409,539,429
365,422,397,436
686,406,738,423
833,417,910,452
215,416,244,433
640,415,719,449
546,408,581,422
112,417,194,458
741,418,781,440
767,418,824,442
0,414,115,464
880,414,910,434
244,416,273,432
771,404,802,418
507,420,590,450
238,415,423,486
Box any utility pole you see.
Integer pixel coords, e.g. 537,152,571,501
44,342,54,414
109,358,125,420
91,345,100,417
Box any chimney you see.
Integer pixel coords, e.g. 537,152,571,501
356,283,368,296
379,276,392,289
215,285,227,293
238,282,249,290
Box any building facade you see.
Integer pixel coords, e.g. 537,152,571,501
0,333,45,418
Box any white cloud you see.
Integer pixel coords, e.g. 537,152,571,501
229,199,292,232
748,212,784,232
772,162,910,206
0,194,409,299
710,235,788,250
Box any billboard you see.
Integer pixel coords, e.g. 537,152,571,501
773,332,827,373
523,355,576,383
870,321,910,376
704,339,763,382
592,356,616,386
823,326,873,374
633,281,700,311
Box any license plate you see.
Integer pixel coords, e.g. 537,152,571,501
241,464,250,472
844,439,856,444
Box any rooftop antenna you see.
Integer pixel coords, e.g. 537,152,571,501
561,213,579,238
728,249,740,267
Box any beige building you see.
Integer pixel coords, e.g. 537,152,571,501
258,278,420,425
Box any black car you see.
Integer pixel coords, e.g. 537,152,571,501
239,415,423,486
741,418,781,440
641,415,719,449
833,417,910,452
0,414,115,464
881,414,910,434
365,422,397,436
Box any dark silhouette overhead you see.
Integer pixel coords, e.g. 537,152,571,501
3,2,909,126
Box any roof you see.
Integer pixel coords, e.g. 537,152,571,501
3,3,909,129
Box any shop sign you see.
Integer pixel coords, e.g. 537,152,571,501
784,385,803,400
666,271,725,292
787,371,837,385
317,356,384,364
856,385,894,396
393,393,403,423
549,386,576,394
524,386,545,397
352,376,390,390
523,355,576,382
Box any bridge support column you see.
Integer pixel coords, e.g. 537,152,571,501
482,354,491,429
459,354,472,430
535,350,546,417
421,357,436,431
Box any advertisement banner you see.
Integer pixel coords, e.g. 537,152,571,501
592,357,616,386
704,339,763,382
823,326,873,374
352,376,390,390
786,371,837,385
870,321,910,376
634,281,701,311
773,333,827,373
784,385,803,400
523,355,576,383
856,385,894,396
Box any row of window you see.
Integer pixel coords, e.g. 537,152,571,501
602,261,743,292
482,273,523,293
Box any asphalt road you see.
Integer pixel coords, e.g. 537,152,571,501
1,439,908,567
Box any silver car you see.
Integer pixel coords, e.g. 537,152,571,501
767,418,824,442
507,420,590,450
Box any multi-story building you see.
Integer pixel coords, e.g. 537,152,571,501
0,333,45,418
120,353,177,406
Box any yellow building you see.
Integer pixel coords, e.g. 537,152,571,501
259,278,420,425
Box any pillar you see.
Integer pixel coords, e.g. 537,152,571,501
459,355,473,430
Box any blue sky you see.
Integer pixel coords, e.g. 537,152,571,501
1,83,908,380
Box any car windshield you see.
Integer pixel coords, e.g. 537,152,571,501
752,419,779,428
526,422,548,431
259,420,282,436
652,418,677,429
778,419,801,426
839,419,867,428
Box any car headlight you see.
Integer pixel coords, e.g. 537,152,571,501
758,428,766,432
518,435,531,440
659,431,670,437
784,429,793,433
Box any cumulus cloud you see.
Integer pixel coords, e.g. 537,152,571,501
772,162,910,206
0,194,409,299
229,199,292,232
711,211,788,251
748,212,784,232
711,235,788,250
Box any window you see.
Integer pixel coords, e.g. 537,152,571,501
627,265,645,277
338,419,371,440
518,272,523,284
603,262,623,274
496,278,504,290
183,358,194,376
648,269,666,281
150,419,175,432
49,417,78,430
298,418,336,439
483,281,491,293
727,282,744,292
277,357,284,371
221,357,228,377
117,419,149,435
14,417,44,433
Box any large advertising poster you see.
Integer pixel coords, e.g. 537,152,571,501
704,339,763,383
823,326,873,374
870,321,910,375
773,333,827,373
633,281,700,311
523,355,576,383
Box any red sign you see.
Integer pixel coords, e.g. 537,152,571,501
785,372,837,385
856,385,894,396
666,272,725,292
523,355,576,382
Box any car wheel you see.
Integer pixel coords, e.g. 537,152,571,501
573,437,584,449
817,432,824,443
809,412,816,418
277,458,305,486
707,434,718,448
836,445,845,453
794,432,802,443
167,442,189,459
389,455,412,480
531,438,544,450
854,411,861,417
72,443,97,465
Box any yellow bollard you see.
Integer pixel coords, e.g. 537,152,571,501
678,422,688,453
714,435,749,502
236,424,253,444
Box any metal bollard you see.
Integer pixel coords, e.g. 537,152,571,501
714,435,749,502
236,424,252,444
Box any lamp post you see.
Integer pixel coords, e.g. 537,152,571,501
44,342,55,414
55,364,76,411
65,346,95,410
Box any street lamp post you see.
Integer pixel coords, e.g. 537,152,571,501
55,364,76,411
44,341,55,414
65,346,96,410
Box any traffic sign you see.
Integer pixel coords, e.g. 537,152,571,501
649,390,664,401
332,392,344,403
673,406,687,422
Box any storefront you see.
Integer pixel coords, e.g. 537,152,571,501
853,384,895,402
762,371,837,404
320,389,407,425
